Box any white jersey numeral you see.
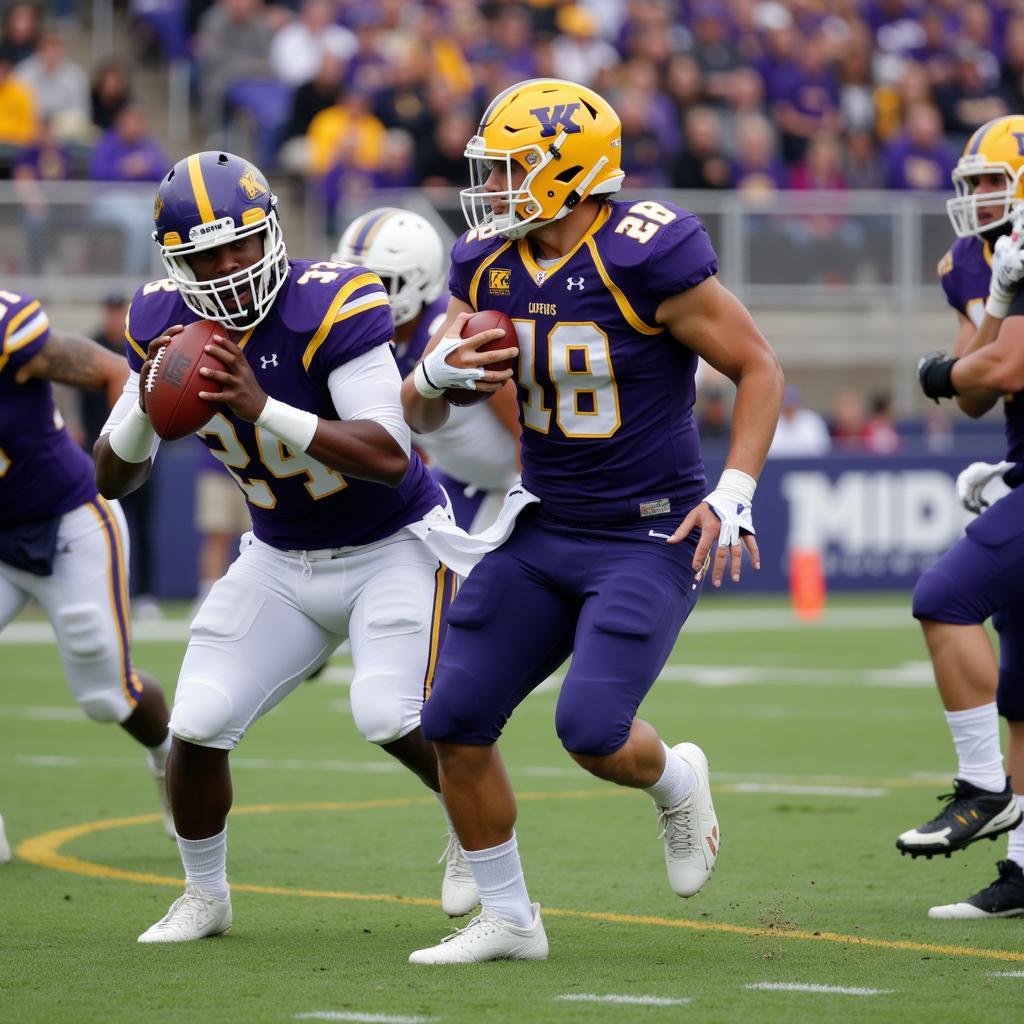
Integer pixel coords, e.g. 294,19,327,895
198,413,346,507
513,320,621,439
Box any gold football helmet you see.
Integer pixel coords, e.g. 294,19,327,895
461,78,624,239
947,115,1024,238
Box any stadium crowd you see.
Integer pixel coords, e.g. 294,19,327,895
0,0,1020,208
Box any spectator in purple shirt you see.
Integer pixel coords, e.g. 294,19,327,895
883,100,957,190
12,116,73,272
88,104,167,274
732,111,787,195
771,32,840,164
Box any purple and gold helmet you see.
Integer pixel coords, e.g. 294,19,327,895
152,151,288,329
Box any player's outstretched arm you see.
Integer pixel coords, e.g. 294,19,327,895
949,311,1024,398
658,276,784,587
14,329,127,407
401,297,517,434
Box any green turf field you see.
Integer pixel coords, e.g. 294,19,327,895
2,594,1023,1024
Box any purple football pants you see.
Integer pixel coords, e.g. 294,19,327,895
420,506,703,756
912,486,1024,719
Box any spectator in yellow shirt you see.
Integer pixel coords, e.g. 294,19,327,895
0,54,37,154
306,85,385,178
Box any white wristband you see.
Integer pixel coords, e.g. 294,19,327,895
986,294,1010,319
414,361,445,399
714,467,756,505
256,396,319,452
108,402,156,463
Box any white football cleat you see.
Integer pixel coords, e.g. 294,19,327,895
137,885,232,943
0,813,11,864
658,742,719,898
439,831,480,917
151,765,176,840
409,903,548,964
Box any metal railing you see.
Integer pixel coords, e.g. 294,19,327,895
0,183,964,411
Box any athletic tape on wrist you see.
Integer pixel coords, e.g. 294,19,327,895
108,402,156,463
414,361,445,399
256,397,318,452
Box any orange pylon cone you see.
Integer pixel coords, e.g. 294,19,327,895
789,547,826,622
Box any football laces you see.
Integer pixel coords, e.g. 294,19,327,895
145,346,166,393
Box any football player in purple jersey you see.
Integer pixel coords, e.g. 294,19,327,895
94,151,491,942
334,207,521,531
0,291,174,855
401,79,783,963
910,115,1024,918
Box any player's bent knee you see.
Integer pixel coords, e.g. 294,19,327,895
169,680,235,746
349,675,417,745
911,568,960,622
77,691,127,723
997,670,1024,721
420,675,492,744
56,603,115,662
555,712,627,758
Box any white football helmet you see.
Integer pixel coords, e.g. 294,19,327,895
333,208,445,327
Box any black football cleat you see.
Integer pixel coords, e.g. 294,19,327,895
928,860,1024,918
896,778,1022,858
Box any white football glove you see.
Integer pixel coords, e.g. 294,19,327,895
704,486,755,546
956,460,1014,515
417,331,486,395
987,213,1024,317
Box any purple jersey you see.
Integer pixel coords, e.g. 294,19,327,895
448,199,716,521
392,295,449,379
0,290,97,529
938,238,1024,462
124,261,443,550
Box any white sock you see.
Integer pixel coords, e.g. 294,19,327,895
645,741,697,808
945,703,1006,792
177,828,229,900
464,833,533,928
146,733,172,774
1008,797,1024,870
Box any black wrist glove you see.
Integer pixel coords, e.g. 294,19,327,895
917,352,959,403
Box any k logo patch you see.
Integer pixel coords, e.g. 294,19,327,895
529,103,582,138
489,268,511,295
238,166,268,200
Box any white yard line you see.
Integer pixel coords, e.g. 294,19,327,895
295,1014,439,1024
2,753,916,795
745,982,894,996
0,605,915,646
555,994,692,1006
0,704,87,721
728,784,886,798
989,971,1024,977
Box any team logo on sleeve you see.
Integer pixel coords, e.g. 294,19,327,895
489,268,511,295
529,103,582,138
238,166,268,200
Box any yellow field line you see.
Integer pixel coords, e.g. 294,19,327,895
15,793,1024,965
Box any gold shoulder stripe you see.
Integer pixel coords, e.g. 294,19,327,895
936,250,954,278
302,273,382,371
333,295,390,325
6,311,49,354
124,317,147,361
468,240,515,309
4,300,41,347
584,239,662,336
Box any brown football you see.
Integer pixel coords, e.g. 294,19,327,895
144,320,226,441
446,309,517,407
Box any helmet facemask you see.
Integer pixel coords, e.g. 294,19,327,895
158,208,288,330
460,137,551,240
947,157,1024,239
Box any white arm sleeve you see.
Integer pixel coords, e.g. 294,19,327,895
99,371,162,460
327,344,411,456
